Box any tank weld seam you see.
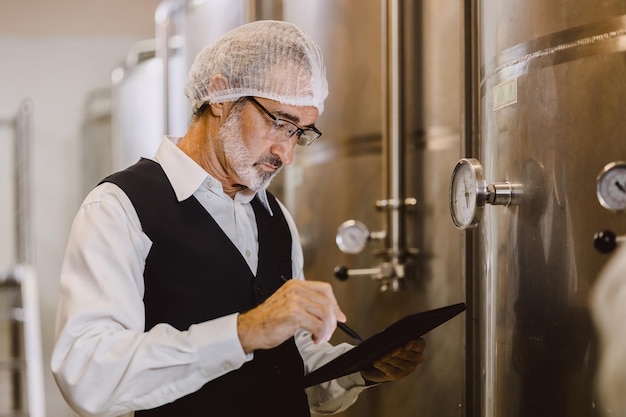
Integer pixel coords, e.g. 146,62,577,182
494,28,626,75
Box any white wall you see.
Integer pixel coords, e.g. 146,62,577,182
0,35,150,416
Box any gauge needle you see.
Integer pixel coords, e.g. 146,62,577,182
615,180,626,194
463,180,470,207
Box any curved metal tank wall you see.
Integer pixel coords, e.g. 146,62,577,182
110,42,164,171
169,0,285,193
80,88,112,195
283,1,464,416
167,0,254,134
183,0,251,65
470,1,626,416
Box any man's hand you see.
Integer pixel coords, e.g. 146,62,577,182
237,279,347,353
360,338,426,384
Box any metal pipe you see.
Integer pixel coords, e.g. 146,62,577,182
14,100,34,266
10,100,32,414
463,0,481,415
381,0,406,264
246,0,256,21
155,0,186,135
3,100,46,416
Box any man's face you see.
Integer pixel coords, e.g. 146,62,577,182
219,97,319,191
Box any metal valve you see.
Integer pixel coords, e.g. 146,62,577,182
333,262,404,292
594,229,626,253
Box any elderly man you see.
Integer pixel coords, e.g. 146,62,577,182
51,20,424,417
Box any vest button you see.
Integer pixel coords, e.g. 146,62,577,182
274,365,282,375
256,287,265,297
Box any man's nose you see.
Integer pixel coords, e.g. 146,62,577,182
271,137,297,166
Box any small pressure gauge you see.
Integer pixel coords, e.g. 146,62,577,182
449,158,488,229
336,220,370,254
597,161,626,211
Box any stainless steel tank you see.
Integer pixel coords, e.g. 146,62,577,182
160,0,288,193
283,1,464,416
80,88,112,195
466,1,626,416
110,40,164,171
159,0,279,148
156,1,465,414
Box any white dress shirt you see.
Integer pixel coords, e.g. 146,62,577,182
591,242,626,416
51,137,368,417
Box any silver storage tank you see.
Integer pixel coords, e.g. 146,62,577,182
161,0,283,141
110,40,165,171
283,1,464,416
183,0,253,65
162,0,286,194
467,1,626,416
159,1,465,414
161,0,254,136
111,0,261,176
80,88,112,196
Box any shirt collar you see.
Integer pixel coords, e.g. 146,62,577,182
153,136,274,215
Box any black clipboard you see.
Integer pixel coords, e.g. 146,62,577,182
303,302,466,388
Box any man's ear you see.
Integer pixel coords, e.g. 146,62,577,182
209,101,226,117
207,73,230,117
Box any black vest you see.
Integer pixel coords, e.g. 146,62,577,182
102,158,310,417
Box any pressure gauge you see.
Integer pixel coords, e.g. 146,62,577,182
597,161,626,211
336,220,370,254
449,158,487,229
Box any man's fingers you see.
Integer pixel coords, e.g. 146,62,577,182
361,338,426,383
281,280,345,342
238,280,346,351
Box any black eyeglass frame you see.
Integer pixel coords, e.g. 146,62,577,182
246,96,322,146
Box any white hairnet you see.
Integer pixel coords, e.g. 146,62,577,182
185,20,328,115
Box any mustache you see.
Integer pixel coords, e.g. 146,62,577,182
254,155,282,169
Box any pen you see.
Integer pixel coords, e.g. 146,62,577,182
280,275,363,344
337,321,363,344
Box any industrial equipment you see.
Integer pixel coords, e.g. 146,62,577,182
461,1,626,416
0,101,46,417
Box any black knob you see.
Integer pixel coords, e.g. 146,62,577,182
334,266,349,281
594,230,617,253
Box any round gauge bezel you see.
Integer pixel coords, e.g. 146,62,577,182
335,220,370,254
449,158,488,229
597,161,626,212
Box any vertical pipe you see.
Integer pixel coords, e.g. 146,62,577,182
14,100,34,266
462,0,480,414
9,99,36,414
155,0,185,135
246,0,256,21
12,100,33,412
155,2,172,136
20,264,46,417
382,0,406,265
9,283,22,414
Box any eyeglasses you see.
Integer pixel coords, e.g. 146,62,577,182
246,96,322,146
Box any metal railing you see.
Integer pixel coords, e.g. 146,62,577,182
0,101,45,417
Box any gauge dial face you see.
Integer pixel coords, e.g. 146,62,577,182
597,161,626,211
336,220,369,254
449,158,487,229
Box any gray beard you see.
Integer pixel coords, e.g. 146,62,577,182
219,105,283,191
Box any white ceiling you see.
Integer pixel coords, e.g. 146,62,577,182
0,0,163,37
